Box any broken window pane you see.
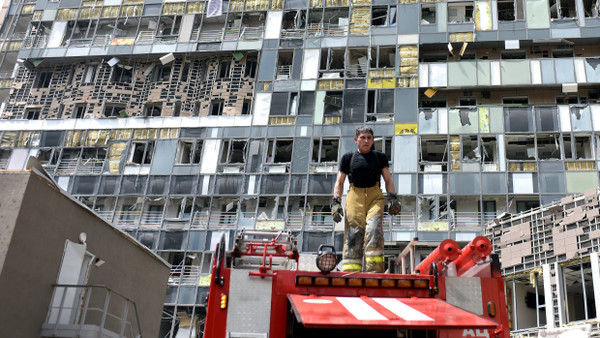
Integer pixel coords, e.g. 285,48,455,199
308,174,335,194
584,0,600,16
99,176,120,195
121,176,147,194
481,137,497,165
449,108,478,133
419,109,438,134
215,175,242,194
171,175,196,195
72,176,98,195
570,106,593,131
166,197,193,219
176,140,203,164
159,231,185,250
574,135,593,159
147,176,169,195
372,6,397,26
261,175,288,194
550,0,576,18
421,4,436,24
373,136,392,162
312,138,339,163
420,137,448,172
137,231,157,249
220,140,247,164
343,90,365,123
266,139,293,163
505,135,535,160
448,2,474,23
323,91,343,117
129,141,155,164
537,135,561,160
290,175,307,194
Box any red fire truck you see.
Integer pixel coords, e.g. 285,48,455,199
204,231,509,338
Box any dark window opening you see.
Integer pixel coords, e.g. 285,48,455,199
176,140,203,164
221,140,247,164
36,71,52,88
421,5,436,24
103,104,126,117
267,139,293,163
130,141,155,165
219,60,231,78
211,100,224,116
145,103,162,117
111,66,132,83
74,104,87,119
312,138,339,163
26,109,40,120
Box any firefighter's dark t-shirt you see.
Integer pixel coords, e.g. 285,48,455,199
339,150,389,188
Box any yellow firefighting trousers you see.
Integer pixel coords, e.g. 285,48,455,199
342,184,385,273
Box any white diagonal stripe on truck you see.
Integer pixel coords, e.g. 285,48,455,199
373,298,434,321
336,297,387,321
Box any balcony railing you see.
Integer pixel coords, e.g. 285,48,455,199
114,211,141,229
41,284,141,338
168,265,203,286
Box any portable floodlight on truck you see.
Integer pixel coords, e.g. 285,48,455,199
204,230,509,338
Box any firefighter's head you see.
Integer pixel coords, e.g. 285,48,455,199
354,126,374,154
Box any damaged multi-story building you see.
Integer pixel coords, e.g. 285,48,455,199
1,0,600,334
487,188,600,336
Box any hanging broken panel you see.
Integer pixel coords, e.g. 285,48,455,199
584,58,600,82
448,61,477,87
449,108,478,134
350,7,370,35
419,109,438,134
570,106,592,131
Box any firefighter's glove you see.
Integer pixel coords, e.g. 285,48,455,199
331,197,344,223
388,193,401,216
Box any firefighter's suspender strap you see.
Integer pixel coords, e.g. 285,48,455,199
348,151,356,184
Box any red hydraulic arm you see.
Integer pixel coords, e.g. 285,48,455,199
414,239,461,275
453,236,493,276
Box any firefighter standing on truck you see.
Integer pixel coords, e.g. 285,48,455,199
332,126,400,273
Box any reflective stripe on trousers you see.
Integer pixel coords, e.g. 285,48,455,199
342,184,385,273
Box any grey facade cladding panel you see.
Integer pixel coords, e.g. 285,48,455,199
396,4,419,32
499,29,527,40
527,29,551,39
151,140,177,175
419,33,447,43
395,88,418,123
475,31,498,41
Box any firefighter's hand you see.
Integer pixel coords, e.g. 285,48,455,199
331,197,344,223
388,193,400,216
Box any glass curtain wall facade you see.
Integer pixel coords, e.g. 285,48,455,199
1,0,600,335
